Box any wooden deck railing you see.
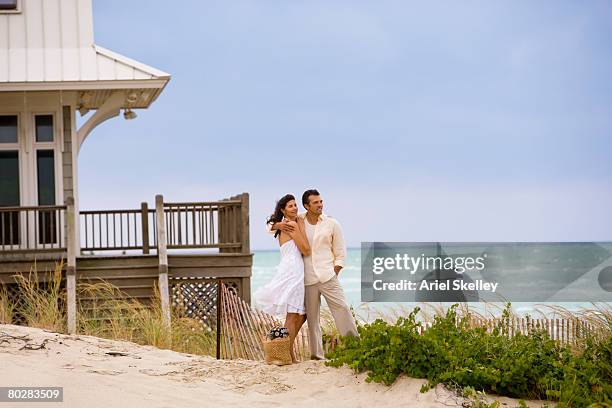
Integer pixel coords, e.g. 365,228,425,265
164,199,243,251
80,204,157,253
0,205,67,253
0,192,250,258
79,193,250,254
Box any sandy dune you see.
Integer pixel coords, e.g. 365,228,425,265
0,324,549,408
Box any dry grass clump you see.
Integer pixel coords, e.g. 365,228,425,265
11,260,66,332
0,284,14,324
1,262,216,356
77,280,216,355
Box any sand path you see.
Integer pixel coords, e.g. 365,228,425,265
0,324,549,408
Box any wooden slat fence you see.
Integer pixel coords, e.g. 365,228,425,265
461,316,596,345
219,283,310,360
218,288,602,361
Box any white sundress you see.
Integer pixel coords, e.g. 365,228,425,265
254,239,306,316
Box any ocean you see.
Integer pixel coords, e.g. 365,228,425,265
251,248,600,321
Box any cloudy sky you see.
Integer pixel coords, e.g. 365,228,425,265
79,0,612,250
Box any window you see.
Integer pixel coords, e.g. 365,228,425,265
0,0,16,9
0,150,20,246
0,0,19,12
0,115,18,143
37,150,57,244
36,150,55,206
35,115,54,142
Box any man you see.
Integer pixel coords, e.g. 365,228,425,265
269,189,359,360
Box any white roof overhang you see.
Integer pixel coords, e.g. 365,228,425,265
0,45,170,109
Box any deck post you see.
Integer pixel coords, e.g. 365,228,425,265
239,193,250,254
155,195,171,329
218,197,228,254
65,197,77,334
141,202,150,254
239,193,251,304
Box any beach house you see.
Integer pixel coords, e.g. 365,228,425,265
0,0,252,334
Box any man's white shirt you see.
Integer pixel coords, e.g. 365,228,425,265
267,212,346,285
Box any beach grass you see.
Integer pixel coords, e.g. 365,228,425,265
77,279,216,355
0,284,13,324
11,260,66,333
0,262,217,356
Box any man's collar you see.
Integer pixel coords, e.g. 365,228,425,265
299,212,326,221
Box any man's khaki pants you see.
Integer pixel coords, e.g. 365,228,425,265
305,274,359,360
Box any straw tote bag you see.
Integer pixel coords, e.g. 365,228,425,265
262,336,292,365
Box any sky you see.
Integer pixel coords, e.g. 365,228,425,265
78,0,612,250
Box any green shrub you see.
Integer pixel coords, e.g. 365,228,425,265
325,304,611,407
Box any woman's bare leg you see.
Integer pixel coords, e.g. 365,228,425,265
284,313,295,362
298,314,307,330
294,314,307,361
284,313,300,363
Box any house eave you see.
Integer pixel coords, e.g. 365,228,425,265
0,78,169,93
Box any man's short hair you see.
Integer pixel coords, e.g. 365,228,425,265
302,189,320,207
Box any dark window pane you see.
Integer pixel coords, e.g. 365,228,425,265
37,150,57,244
0,150,19,206
0,115,18,143
37,150,55,205
0,0,17,11
0,150,20,246
35,115,54,142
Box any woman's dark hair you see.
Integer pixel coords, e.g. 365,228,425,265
267,194,295,238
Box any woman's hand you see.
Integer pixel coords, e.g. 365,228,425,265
296,217,305,229
273,220,295,234
289,217,311,256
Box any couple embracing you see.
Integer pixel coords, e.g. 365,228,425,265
255,189,359,363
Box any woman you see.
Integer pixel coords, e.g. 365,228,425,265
254,194,310,363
